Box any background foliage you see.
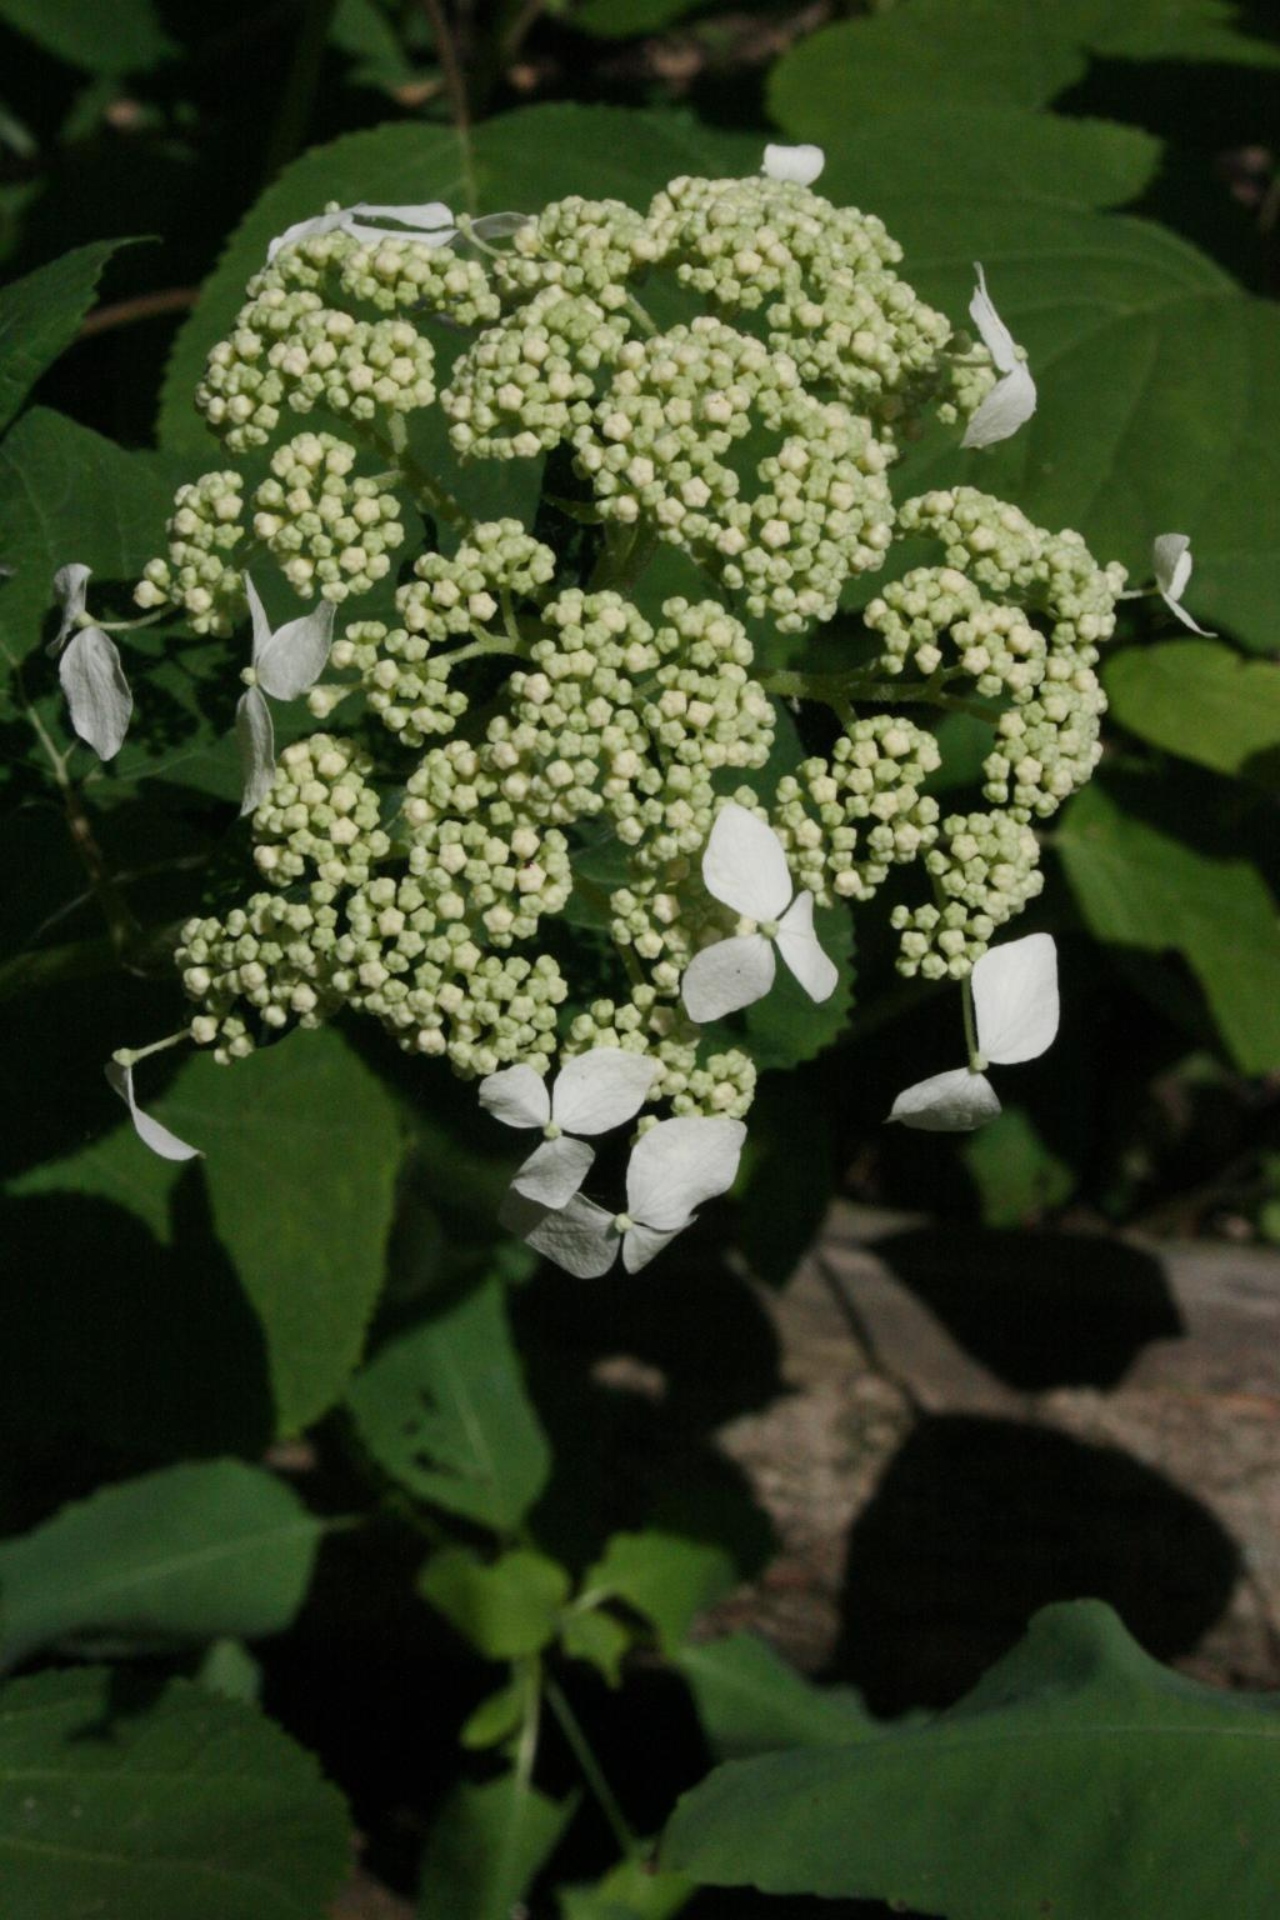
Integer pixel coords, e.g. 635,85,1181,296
2,1,1279,1915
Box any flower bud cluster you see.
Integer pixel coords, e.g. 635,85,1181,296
775,716,942,904
397,520,556,641
574,316,893,630
252,433,406,601
891,808,1044,981
134,470,246,634
444,286,630,460
499,196,657,303
249,734,390,895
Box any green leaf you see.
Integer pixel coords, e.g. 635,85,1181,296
0,1665,350,1920
0,0,173,72
769,0,1280,136
663,1601,1280,1917
459,1679,525,1751
419,1546,570,1660
1058,780,1280,1072
559,1855,694,1920
0,240,137,434
347,1275,550,1530
583,1531,736,1657
560,1606,634,1687
152,1029,405,1433
678,1633,875,1762
418,1770,575,1920
1104,639,1280,782
158,105,759,451
0,1460,321,1671
7,1106,178,1242
0,407,180,665
961,1106,1075,1227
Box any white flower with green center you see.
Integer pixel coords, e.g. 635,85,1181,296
961,265,1037,451
48,564,133,761
502,1115,747,1276
236,575,335,815
889,932,1059,1131
681,802,838,1024
480,1047,661,1207
105,1057,201,1161
266,203,528,265
762,143,825,187
1152,533,1213,635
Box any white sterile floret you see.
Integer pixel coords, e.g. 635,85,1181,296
479,1047,660,1208
503,1115,747,1277
889,931,1059,1131
761,143,825,187
236,573,335,815
681,802,838,1023
48,563,133,760
961,265,1037,451
1152,533,1214,636
105,1058,202,1161
267,201,456,263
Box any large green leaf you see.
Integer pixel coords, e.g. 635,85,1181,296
0,1461,321,1671
678,1633,875,1762
1104,639,1280,782
1058,780,1280,1072
0,241,136,434
0,1666,349,1920
559,1856,694,1920
769,0,1280,135
0,407,179,667
158,106,759,451
347,1275,550,1530
418,1770,576,1920
153,1028,405,1432
0,0,173,72
664,1601,1280,1917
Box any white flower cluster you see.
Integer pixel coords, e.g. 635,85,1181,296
79,148,1211,1268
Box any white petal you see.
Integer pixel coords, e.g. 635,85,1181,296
962,363,1037,450
50,562,91,653
888,1067,1001,1132
244,572,274,666
762,143,825,187
702,803,794,920
254,599,335,701
501,1188,619,1278
346,200,456,240
626,1116,747,1233
972,931,1059,1065
621,1221,684,1274
681,934,776,1024
236,685,276,817
511,1136,595,1209
967,263,1018,376
479,1063,551,1130
266,209,352,264
59,627,132,760
776,891,839,1004
105,1059,202,1162
1152,532,1213,635
1152,533,1192,601
551,1049,659,1135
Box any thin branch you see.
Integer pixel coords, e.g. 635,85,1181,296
419,0,477,212
78,289,199,340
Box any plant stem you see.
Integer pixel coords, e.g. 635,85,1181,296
544,1670,638,1860
419,0,477,213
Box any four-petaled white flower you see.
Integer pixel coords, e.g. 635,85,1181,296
961,264,1037,451
236,575,335,815
681,803,838,1025
1152,533,1214,636
48,564,133,761
106,1057,202,1162
480,1048,660,1208
762,143,825,187
501,1115,747,1277
266,203,529,265
889,932,1059,1132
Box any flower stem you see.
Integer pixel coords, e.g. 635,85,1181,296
543,1669,638,1859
